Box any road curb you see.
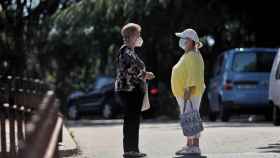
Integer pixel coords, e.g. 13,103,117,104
59,125,80,157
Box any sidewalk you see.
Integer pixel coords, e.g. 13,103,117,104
65,120,280,158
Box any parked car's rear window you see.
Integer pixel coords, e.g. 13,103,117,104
94,77,114,90
232,51,276,72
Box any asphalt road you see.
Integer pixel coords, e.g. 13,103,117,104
65,119,280,158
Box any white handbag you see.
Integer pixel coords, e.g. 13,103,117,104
141,83,150,111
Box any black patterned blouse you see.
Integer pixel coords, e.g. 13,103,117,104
115,45,146,92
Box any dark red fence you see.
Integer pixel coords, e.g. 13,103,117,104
0,75,63,158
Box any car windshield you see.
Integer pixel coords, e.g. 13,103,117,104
94,77,114,90
232,51,276,72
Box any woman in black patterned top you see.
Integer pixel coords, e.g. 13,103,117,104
115,23,155,158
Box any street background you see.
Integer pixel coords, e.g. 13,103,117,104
1,1,280,158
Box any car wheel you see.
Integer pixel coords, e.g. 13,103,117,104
264,111,273,121
220,103,231,122
208,108,218,122
102,103,113,119
68,105,79,120
273,104,280,126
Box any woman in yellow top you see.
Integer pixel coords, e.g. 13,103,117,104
171,28,205,155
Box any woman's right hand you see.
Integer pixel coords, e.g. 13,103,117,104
145,72,155,80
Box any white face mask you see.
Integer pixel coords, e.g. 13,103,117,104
179,38,187,50
135,37,143,47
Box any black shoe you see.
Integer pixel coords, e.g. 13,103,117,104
123,151,147,157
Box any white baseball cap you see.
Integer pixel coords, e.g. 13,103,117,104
175,28,203,48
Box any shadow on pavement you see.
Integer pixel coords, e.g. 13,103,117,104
204,122,273,128
173,154,207,158
123,155,207,158
257,142,280,153
65,117,273,128
65,119,179,128
66,119,124,127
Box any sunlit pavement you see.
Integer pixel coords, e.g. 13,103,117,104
65,118,280,158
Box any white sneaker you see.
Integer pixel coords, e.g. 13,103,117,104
192,146,201,155
175,146,201,155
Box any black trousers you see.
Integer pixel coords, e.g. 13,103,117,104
118,86,144,152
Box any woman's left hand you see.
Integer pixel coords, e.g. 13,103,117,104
184,88,191,101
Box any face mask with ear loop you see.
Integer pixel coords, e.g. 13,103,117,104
179,38,187,50
135,37,144,47
179,38,199,51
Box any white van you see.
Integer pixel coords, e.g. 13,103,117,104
269,48,280,126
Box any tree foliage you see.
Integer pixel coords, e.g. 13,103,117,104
1,0,279,115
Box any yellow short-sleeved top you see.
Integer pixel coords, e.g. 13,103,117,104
171,50,206,97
